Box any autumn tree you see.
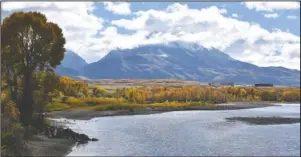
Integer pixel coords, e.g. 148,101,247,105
57,76,89,97
32,71,59,114
92,86,107,97
282,90,300,102
1,89,30,156
1,12,66,125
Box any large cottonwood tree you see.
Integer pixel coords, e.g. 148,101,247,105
1,12,66,125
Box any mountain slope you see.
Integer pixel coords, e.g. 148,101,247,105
84,42,300,86
56,50,87,77
55,66,79,78
61,50,87,73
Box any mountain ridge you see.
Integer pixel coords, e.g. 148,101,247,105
56,42,300,86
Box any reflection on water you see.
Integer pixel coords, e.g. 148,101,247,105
58,103,300,156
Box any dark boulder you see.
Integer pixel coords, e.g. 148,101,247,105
77,133,90,142
43,125,98,144
91,138,99,141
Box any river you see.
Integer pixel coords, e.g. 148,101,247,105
57,103,300,156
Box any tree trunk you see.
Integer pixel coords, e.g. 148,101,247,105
20,71,34,126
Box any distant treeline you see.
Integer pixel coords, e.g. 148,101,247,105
44,76,300,112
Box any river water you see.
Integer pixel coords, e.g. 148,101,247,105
57,103,300,156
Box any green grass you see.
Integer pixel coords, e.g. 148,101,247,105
91,103,144,111
46,102,70,111
146,101,214,108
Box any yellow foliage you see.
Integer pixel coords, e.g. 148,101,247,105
282,90,300,102
92,86,107,96
1,91,8,102
65,97,85,107
46,102,71,111
58,76,89,97
3,101,20,122
47,79,300,112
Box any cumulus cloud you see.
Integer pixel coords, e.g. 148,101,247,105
243,2,300,12
97,26,149,50
287,15,298,20
111,3,300,70
103,2,131,15
263,13,279,18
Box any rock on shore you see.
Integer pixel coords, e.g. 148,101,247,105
43,126,98,144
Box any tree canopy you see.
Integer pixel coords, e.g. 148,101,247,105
1,11,66,125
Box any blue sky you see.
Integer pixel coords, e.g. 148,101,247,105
95,2,300,36
1,2,300,69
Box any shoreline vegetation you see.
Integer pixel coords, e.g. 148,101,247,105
47,101,278,120
1,12,300,157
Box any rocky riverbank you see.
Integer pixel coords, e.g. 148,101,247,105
42,125,99,143
24,120,98,157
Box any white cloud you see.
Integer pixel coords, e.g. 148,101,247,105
111,3,300,70
97,26,149,50
263,13,279,19
232,13,238,18
103,2,131,15
243,2,300,12
287,15,298,20
2,2,52,11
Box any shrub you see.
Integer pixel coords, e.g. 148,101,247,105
282,90,300,102
1,100,31,156
3,101,20,122
65,97,85,107
92,86,107,97
82,97,124,106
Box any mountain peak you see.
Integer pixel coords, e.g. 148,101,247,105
165,41,205,51
65,50,87,63
55,50,88,77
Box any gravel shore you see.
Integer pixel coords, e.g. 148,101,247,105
26,135,76,157
25,119,96,157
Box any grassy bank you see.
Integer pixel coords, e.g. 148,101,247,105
46,96,217,112
47,102,277,120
